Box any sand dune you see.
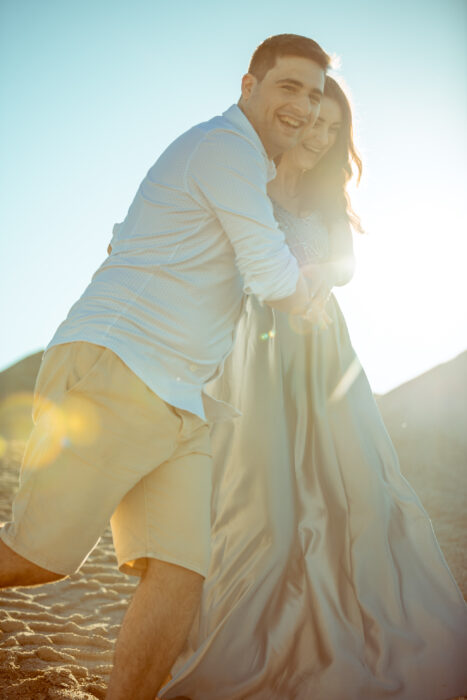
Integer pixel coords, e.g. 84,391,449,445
0,350,465,698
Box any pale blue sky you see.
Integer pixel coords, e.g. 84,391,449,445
1,0,466,392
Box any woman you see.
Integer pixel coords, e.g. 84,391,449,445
160,78,467,700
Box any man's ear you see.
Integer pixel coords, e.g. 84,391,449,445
241,72,257,101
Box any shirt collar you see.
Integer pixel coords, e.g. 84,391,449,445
222,104,277,182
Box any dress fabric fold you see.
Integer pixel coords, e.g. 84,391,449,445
161,211,467,700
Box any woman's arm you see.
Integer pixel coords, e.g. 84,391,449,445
299,219,355,329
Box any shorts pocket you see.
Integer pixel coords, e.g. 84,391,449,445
64,343,109,394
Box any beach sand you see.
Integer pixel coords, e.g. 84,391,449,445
0,351,465,698
0,442,136,698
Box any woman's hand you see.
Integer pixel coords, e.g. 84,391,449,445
301,263,333,305
300,263,333,329
301,263,328,299
302,298,333,329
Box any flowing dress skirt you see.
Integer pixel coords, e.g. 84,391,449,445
161,295,467,700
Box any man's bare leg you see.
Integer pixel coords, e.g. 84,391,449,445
0,535,64,588
106,558,203,700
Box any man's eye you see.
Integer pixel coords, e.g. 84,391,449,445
310,95,321,105
282,85,296,92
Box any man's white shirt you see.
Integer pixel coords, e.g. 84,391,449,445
49,105,299,421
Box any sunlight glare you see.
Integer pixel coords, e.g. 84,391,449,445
329,357,362,403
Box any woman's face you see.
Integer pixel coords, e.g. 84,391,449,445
284,95,343,171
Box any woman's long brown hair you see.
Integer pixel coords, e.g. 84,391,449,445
300,76,364,233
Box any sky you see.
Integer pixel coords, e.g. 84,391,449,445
1,0,466,394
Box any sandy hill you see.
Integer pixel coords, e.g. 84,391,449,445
376,351,467,594
0,351,43,400
0,352,43,443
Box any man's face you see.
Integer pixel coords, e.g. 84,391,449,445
240,55,325,158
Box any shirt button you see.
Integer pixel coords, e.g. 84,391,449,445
189,363,197,372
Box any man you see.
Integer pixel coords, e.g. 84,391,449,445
0,34,329,699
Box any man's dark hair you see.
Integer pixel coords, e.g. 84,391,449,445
248,34,331,81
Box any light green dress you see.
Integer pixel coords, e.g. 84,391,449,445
161,205,467,700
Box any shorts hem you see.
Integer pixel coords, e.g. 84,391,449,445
117,551,208,579
0,528,79,576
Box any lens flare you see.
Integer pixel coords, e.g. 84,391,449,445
329,357,362,403
31,397,67,467
62,394,100,446
24,393,101,468
260,329,276,341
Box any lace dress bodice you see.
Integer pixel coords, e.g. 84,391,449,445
272,200,329,266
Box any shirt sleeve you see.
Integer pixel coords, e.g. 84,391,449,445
185,128,299,302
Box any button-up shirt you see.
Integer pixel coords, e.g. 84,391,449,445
48,105,299,421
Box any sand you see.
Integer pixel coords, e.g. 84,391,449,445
0,351,466,698
0,443,136,699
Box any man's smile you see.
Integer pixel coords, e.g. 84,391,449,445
277,113,305,129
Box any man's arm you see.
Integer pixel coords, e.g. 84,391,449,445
264,271,311,314
186,129,302,305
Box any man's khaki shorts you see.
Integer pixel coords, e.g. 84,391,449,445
1,342,212,577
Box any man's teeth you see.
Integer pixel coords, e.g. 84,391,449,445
279,115,301,128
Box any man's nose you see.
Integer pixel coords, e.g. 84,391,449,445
291,94,315,118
